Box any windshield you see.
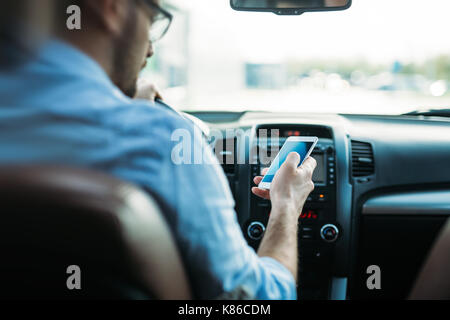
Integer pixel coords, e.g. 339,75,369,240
141,0,450,115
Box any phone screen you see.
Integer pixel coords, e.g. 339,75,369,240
261,140,315,184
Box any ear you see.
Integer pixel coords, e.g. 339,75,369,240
83,0,130,37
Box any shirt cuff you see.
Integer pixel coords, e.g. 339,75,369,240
259,256,297,300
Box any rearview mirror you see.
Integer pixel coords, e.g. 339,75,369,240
230,0,352,15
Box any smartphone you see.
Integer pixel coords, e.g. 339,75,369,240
258,136,319,190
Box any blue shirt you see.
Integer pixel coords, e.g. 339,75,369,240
0,40,296,300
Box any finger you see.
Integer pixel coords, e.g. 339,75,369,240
253,176,263,185
252,187,270,200
301,156,317,172
282,152,301,170
148,83,163,100
261,167,269,176
155,90,163,101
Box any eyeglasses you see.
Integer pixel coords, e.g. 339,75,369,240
141,0,173,42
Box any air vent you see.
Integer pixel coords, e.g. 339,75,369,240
351,141,375,177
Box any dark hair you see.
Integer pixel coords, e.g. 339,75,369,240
0,1,25,40
0,1,32,68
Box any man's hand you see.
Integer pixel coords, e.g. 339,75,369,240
252,153,317,216
271,153,316,215
135,78,163,102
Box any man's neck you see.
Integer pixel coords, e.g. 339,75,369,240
59,31,114,80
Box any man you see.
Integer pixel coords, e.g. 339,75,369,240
0,0,316,299
0,0,55,69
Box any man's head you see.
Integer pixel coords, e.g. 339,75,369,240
1,0,55,68
60,0,170,98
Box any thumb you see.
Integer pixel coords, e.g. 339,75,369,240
281,152,301,171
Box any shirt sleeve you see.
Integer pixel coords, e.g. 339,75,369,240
110,105,297,300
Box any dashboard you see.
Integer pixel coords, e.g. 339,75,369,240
189,111,450,300
250,124,340,300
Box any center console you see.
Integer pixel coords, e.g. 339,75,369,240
245,124,340,300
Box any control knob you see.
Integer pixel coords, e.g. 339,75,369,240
247,222,266,241
320,224,339,243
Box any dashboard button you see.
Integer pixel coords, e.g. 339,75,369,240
247,222,266,240
301,228,314,240
320,224,339,243
327,146,335,155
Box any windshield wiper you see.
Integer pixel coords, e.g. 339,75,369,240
404,109,450,118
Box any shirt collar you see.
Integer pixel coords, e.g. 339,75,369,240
37,38,114,88
35,38,133,104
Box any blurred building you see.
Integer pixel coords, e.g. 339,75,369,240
141,0,190,104
246,64,287,89
143,0,246,109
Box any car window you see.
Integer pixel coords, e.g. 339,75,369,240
140,0,450,115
